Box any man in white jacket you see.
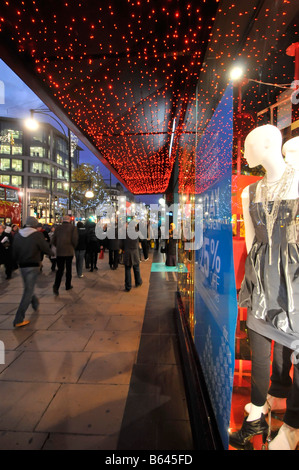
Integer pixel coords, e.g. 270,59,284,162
12,216,53,328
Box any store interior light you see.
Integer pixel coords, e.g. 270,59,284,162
229,66,244,81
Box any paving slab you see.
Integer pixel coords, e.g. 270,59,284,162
0,351,91,383
0,381,60,431
35,383,129,435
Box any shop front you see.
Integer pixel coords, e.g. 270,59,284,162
175,2,299,450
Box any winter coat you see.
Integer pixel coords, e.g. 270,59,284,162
120,235,140,267
76,227,87,251
52,221,78,257
0,230,13,264
12,227,53,267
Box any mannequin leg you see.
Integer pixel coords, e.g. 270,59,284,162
245,340,290,415
229,329,271,448
248,329,272,412
269,358,299,450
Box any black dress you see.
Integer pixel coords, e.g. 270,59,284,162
239,180,299,349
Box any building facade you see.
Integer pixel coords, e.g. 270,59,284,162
0,116,80,225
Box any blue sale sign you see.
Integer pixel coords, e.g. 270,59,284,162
194,84,238,449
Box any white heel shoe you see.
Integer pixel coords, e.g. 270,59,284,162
268,423,299,450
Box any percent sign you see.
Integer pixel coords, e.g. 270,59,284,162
210,239,221,273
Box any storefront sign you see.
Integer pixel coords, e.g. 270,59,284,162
194,84,238,449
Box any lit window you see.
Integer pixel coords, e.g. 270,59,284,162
12,145,23,155
0,158,10,170
0,174,10,185
0,145,11,154
11,175,23,187
11,159,23,171
30,146,46,158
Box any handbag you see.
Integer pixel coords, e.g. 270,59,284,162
160,246,166,254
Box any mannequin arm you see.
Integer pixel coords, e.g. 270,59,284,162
242,186,255,254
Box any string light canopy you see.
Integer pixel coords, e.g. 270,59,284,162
177,1,299,193
0,0,220,194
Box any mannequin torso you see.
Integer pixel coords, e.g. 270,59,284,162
241,125,299,252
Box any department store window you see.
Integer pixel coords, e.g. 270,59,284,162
30,162,42,173
0,125,23,140
56,137,67,154
0,174,10,185
28,176,50,190
12,145,23,155
11,175,23,187
30,146,46,158
57,168,65,179
30,162,50,174
11,159,23,172
56,153,64,166
0,145,11,154
43,164,50,175
0,158,10,170
32,129,47,145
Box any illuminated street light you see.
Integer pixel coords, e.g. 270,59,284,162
229,66,244,81
24,117,39,131
25,108,75,214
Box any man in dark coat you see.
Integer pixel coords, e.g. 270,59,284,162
108,225,120,270
0,224,13,279
12,216,53,327
52,215,78,295
120,222,143,292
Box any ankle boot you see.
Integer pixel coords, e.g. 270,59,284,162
229,414,268,449
268,423,299,450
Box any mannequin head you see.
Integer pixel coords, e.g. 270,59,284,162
244,124,283,168
282,136,299,171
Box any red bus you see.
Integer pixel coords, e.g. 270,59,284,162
0,184,22,226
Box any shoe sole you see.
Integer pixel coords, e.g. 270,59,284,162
14,321,30,328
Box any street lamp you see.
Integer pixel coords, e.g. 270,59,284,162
25,108,75,214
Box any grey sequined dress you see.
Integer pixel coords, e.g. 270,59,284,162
239,181,299,350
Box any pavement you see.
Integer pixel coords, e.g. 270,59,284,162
0,250,193,450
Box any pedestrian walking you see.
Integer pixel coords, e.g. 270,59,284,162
86,221,100,272
36,222,50,271
12,216,53,327
75,221,87,277
108,225,120,270
52,215,78,295
120,222,142,292
165,223,177,266
0,224,13,279
48,225,57,272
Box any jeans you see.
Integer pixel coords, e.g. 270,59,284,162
125,264,142,290
54,256,73,290
109,249,119,269
249,328,299,428
13,266,40,325
87,251,98,271
141,239,149,260
75,249,85,276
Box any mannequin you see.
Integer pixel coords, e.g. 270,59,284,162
282,136,299,171
229,125,299,450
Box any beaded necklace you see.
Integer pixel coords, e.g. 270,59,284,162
258,164,295,264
